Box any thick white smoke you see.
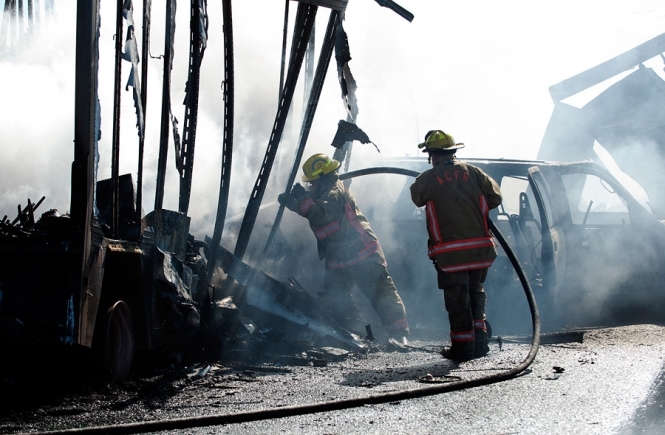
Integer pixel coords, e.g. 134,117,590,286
3,1,665,231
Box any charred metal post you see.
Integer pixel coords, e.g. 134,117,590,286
178,0,208,215
72,0,99,236
205,0,235,292
373,0,414,22
111,0,125,238
71,0,100,345
303,18,315,107
279,0,289,100
233,3,317,260
136,0,152,221
155,0,176,210
263,10,340,257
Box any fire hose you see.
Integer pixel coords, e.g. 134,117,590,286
31,168,540,435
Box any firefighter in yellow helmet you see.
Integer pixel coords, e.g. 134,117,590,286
279,153,410,343
410,130,502,362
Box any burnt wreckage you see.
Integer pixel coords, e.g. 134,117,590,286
2,0,665,382
0,0,413,380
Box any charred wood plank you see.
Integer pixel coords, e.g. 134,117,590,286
0,221,30,237
11,196,44,226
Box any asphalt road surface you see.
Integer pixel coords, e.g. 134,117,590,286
2,323,665,435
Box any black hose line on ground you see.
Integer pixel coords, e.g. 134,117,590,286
32,168,540,435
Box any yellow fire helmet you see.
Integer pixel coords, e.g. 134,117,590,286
417,130,465,153
302,153,341,182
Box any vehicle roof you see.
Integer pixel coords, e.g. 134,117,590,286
360,156,600,174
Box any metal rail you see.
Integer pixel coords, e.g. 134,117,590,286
204,0,235,291
154,0,176,210
233,3,318,260
110,0,125,238
136,0,153,221
263,10,340,257
178,0,208,214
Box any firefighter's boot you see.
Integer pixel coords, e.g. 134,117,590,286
474,319,490,358
441,340,475,362
442,328,475,362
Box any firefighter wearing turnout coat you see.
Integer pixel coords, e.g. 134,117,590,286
279,153,410,343
410,130,502,362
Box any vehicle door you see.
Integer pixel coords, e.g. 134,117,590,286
528,163,665,316
526,166,566,315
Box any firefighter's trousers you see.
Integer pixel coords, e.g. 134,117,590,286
437,268,488,352
323,261,409,333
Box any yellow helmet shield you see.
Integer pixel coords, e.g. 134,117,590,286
302,153,341,182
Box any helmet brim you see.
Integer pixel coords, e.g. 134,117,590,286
420,143,465,153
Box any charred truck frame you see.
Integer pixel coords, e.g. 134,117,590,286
0,1,209,381
0,0,414,380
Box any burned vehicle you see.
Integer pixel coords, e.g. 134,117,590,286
0,0,408,380
0,2,212,381
269,156,665,335
0,177,211,381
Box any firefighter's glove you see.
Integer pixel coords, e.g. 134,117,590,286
290,183,307,200
278,193,300,212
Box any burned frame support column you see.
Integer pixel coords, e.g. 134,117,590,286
233,3,317,260
110,0,125,238
178,0,208,215
154,0,176,210
205,0,235,291
263,10,340,258
136,0,152,221
71,0,100,345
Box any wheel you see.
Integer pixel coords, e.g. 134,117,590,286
101,301,135,381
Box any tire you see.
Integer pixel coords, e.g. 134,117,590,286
100,300,135,381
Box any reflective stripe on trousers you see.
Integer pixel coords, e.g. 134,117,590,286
451,329,475,343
